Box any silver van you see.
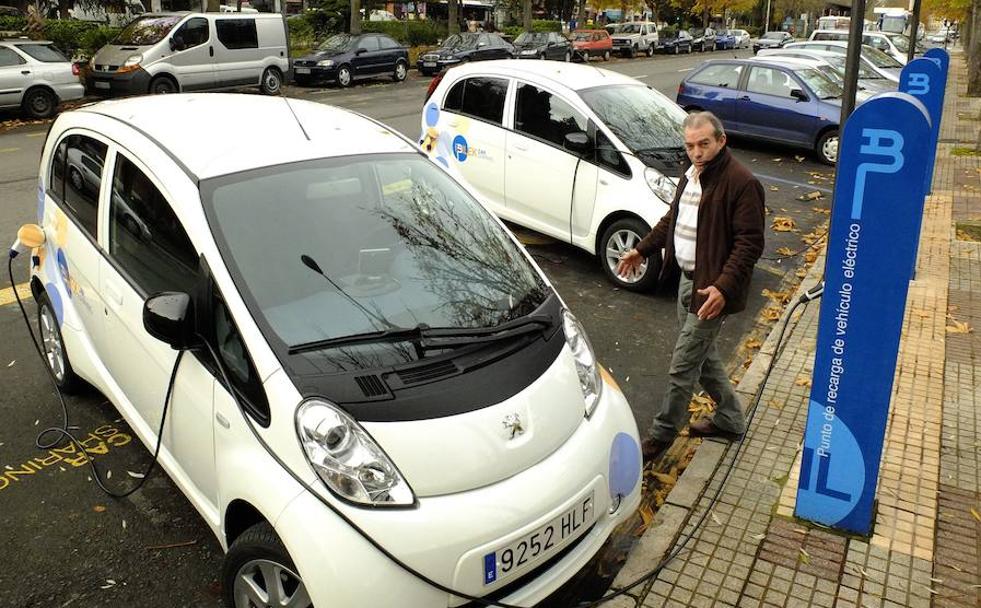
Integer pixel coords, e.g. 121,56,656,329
86,12,289,96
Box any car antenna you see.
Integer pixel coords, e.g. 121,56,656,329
280,83,311,141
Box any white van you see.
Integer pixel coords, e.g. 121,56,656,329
69,0,146,26
808,28,911,64
86,12,289,96
421,60,686,291
24,93,643,608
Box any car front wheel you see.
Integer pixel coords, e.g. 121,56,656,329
223,522,311,608
600,218,661,292
816,129,839,165
337,65,352,87
393,60,408,82
603,49,611,61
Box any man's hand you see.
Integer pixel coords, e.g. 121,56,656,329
616,249,644,279
696,285,726,320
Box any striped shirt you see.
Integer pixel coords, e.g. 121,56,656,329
674,164,701,272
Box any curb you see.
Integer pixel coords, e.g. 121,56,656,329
608,249,828,606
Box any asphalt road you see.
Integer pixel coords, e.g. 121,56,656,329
0,48,833,607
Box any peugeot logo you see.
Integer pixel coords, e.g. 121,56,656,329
502,413,525,440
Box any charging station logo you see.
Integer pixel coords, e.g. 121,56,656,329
453,135,469,162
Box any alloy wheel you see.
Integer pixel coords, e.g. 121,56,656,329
605,229,647,284
233,559,311,608
40,305,65,382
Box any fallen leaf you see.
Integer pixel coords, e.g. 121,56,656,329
911,308,932,319
751,533,766,541
971,507,981,522
776,246,795,256
639,503,655,528
6,360,14,368
798,548,810,564
795,155,805,163
744,338,763,350
769,185,780,192
772,157,783,162
761,306,782,321
653,472,677,485
795,375,812,388
795,268,808,278
804,250,818,264
798,191,823,201
710,512,724,526
946,320,973,334
768,399,784,410
811,207,830,214
94,505,107,513
762,288,791,304
771,216,797,232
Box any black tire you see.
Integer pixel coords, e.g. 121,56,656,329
599,218,661,293
222,522,311,608
816,129,839,165
336,65,353,88
564,51,571,62
22,87,57,119
647,44,655,57
540,52,546,60
673,44,679,55
260,67,283,95
603,49,611,61
37,291,83,394
149,75,177,95
393,59,408,82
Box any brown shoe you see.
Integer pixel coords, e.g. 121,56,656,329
688,418,743,441
641,437,672,463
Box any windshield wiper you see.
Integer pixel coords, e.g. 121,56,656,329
288,315,552,355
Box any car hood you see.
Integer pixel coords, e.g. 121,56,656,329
92,44,153,65
612,33,640,40
364,346,586,497
514,42,545,50
297,49,349,61
658,37,679,44
755,39,783,46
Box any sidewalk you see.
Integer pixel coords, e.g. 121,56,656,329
606,49,981,608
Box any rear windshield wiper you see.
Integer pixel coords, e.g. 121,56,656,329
288,315,552,355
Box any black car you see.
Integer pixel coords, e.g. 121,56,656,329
753,31,794,54
0,5,24,16
416,32,513,76
513,31,573,61
293,33,409,88
690,27,716,51
656,28,693,54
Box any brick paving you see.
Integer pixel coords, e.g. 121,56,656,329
611,49,981,608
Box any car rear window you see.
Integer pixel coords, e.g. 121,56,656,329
688,63,743,88
443,77,508,125
15,44,68,62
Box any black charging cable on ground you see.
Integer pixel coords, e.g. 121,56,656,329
8,255,182,498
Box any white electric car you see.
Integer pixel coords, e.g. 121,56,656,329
420,60,687,292
27,94,643,608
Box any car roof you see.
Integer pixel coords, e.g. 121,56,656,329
744,56,825,69
1,38,55,44
764,48,839,58
74,94,417,180
442,59,640,91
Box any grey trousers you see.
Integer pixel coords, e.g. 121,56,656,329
648,274,746,442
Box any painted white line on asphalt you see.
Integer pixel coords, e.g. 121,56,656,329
678,68,694,72
25,132,44,138
633,74,649,79
753,172,833,194
0,147,20,153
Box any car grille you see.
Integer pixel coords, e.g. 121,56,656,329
293,59,316,67
421,53,439,61
95,64,119,72
612,39,629,46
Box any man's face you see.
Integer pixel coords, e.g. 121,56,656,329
684,122,726,170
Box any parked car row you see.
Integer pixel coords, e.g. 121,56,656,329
0,38,84,119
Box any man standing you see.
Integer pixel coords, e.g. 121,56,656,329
616,111,765,462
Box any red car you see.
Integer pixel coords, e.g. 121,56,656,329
571,29,613,62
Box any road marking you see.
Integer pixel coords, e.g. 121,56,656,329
25,132,45,138
633,73,649,79
0,147,20,153
678,68,694,72
0,282,32,307
754,172,834,194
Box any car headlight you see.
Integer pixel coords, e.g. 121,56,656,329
116,53,143,73
296,398,415,507
562,310,602,418
645,167,676,204
316,59,334,67
521,49,537,55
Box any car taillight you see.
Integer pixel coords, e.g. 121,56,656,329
71,63,80,76
425,72,445,101
678,83,684,95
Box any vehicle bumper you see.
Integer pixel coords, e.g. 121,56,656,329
54,82,86,103
274,378,643,607
85,68,151,96
292,65,338,81
417,59,461,74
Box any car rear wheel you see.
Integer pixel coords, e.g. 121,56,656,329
38,292,83,393
816,129,839,165
564,51,571,62
149,75,177,95
337,65,352,87
223,523,311,608
673,44,679,54
647,44,655,57
260,67,283,95
22,88,57,119
603,50,611,61
393,60,408,82
600,218,661,292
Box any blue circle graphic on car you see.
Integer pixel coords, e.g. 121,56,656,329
425,103,440,127
452,135,469,162
609,432,641,499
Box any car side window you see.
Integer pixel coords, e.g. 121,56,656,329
358,36,380,51
688,63,743,88
174,16,209,49
514,84,588,148
478,34,490,47
216,19,258,50
0,47,25,66
378,35,399,50
443,77,507,124
49,134,108,239
746,66,796,98
108,154,199,296
213,296,269,423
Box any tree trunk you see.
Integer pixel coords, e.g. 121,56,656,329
522,0,532,31
350,0,361,33
448,0,459,33
970,0,981,96
703,7,709,27
577,0,586,26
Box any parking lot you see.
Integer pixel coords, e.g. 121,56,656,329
0,48,834,606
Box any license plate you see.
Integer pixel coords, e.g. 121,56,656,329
423,62,436,67
482,491,594,585
295,67,310,74
94,81,110,90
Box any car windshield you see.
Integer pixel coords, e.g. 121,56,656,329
817,54,879,79
796,67,843,99
443,33,479,49
515,32,549,44
861,45,903,68
113,15,181,45
580,84,685,153
318,34,355,51
618,23,642,34
886,33,924,53
762,32,784,40
572,32,592,41
690,28,705,36
201,153,548,352
14,43,68,62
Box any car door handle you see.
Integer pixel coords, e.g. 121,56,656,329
209,46,214,57
739,96,750,101
513,143,529,152
448,119,460,127
21,70,30,75
104,282,123,307
599,179,609,186
216,412,230,429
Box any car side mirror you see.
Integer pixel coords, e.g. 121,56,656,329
477,41,487,47
144,292,197,351
170,35,185,52
790,88,808,102
563,131,591,155
355,47,367,55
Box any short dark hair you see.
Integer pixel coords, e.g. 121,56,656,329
683,111,725,140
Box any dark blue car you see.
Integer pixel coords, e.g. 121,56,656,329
715,30,736,50
676,57,843,164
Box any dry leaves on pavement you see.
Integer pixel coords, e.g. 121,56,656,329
761,306,782,321
743,337,763,351
946,319,974,334
798,191,824,201
804,250,819,264
762,288,791,305
688,393,716,416
776,246,795,256
811,207,830,214
795,375,812,388
771,216,797,232
796,268,808,279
